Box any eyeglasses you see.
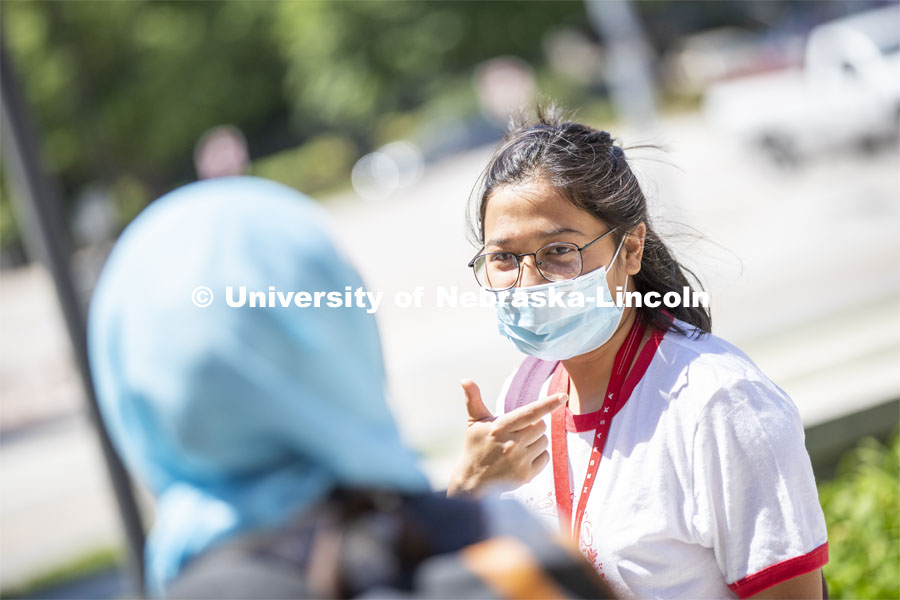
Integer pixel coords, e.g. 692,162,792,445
468,228,618,291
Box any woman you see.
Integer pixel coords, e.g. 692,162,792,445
449,107,828,599
88,176,611,598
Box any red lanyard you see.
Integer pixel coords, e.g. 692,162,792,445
550,314,645,541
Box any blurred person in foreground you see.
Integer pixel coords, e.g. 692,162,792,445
87,176,612,599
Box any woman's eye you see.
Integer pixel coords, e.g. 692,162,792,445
546,245,573,256
489,253,517,269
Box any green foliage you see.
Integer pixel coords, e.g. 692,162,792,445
251,133,358,197
270,1,585,133
1,1,288,207
0,0,592,250
819,430,900,599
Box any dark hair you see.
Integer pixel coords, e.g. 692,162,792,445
469,104,711,338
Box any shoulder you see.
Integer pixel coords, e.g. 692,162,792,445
657,320,767,386
652,319,795,420
655,325,809,478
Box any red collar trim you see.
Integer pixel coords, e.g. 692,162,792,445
564,324,666,433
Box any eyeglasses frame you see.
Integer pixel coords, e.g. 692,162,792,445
467,227,619,291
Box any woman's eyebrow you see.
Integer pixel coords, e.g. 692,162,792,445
487,227,585,248
539,226,584,238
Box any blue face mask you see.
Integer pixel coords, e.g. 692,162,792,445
496,237,627,360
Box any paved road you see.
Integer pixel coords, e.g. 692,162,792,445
1,113,897,589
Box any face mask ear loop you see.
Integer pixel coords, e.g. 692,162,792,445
615,274,629,309
608,235,628,310
607,233,627,271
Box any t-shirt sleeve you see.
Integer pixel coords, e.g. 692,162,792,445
690,378,828,598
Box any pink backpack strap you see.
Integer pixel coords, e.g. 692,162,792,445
504,357,559,414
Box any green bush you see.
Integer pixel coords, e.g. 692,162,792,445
251,134,358,197
819,430,899,599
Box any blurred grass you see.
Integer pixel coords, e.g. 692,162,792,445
0,546,123,600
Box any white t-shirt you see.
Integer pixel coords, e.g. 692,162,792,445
495,321,828,599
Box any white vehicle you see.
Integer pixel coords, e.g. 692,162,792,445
703,4,900,165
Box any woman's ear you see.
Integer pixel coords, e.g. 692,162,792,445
623,222,646,276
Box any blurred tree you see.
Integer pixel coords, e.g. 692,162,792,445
1,1,592,242
1,0,289,210
270,1,586,135
8,0,864,263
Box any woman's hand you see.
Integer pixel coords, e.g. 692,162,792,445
447,379,566,497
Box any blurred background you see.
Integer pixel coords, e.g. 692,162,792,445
0,1,897,598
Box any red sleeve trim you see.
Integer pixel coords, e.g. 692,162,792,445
728,543,829,598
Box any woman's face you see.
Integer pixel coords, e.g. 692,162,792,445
483,178,628,289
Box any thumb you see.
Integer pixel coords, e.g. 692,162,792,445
460,379,493,422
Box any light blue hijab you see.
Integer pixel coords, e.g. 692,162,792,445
88,177,429,594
